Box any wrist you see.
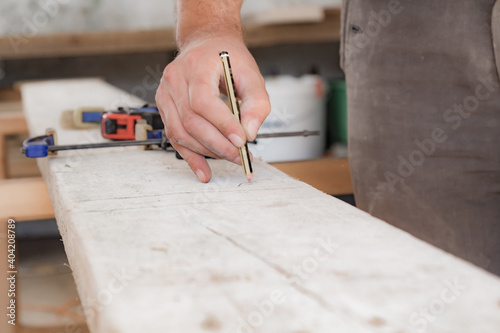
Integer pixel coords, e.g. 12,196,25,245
177,22,243,51
175,0,243,51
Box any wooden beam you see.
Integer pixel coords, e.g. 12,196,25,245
0,9,341,60
0,177,54,222
0,111,28,136
20,78,500,333
0,135,6,179
0,87,22,101
271,157,352,195
0,101,23,114
0,110,28,179
6,135,41,179
0,29,177,60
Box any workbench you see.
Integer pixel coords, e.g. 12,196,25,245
21,78,500,332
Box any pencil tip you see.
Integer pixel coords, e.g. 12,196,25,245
246,173,253,182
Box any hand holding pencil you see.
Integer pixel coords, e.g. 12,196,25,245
220,51,253,181
155,36,270,183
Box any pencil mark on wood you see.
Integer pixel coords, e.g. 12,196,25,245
151,246,168,253
200,315,222,331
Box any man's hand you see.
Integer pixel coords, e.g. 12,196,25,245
156,1,270,183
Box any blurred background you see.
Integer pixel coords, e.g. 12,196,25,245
0,1,350,332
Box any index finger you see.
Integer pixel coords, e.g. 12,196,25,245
188,77,248,147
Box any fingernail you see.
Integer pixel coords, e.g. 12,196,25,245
245,120,259,141
195,169,206,182
229,133,245,148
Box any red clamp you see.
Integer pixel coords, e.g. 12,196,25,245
101,113,143,140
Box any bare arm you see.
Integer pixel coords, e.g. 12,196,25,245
156,0,270,182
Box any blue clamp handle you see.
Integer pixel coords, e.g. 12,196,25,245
22,132,56,158
80,106,158,124
130,106,159,112
147,129,163,139
81,111,103,123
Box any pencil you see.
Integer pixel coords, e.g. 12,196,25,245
220,51,253,181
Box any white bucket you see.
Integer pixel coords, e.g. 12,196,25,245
249,75,327,162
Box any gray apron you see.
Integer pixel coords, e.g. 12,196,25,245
341,0,500,275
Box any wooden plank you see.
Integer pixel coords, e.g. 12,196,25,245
0,101,23,113
0,108,40,179
0,28,177,60
0,135,5,179
0,111,28,135
0,177,54,221
21,78,500,333
0,9,341,60
0,94,26,179
6,133,41,178
0,87,22,101
0,110,29,179
271,158,353,195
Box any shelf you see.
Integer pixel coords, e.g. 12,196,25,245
270,157,352,196
0,29,176,60
0,8,340,60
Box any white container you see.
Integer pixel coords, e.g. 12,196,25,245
249,75,327,162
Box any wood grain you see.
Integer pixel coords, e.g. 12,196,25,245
20,78,500,333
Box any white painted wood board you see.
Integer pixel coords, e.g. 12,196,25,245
21,78,500,333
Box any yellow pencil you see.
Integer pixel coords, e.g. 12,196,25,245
220,51,253,181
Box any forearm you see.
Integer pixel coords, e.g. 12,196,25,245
176,0,243,49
